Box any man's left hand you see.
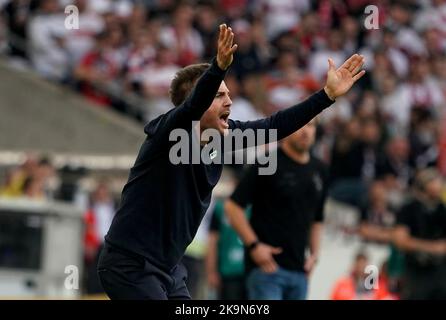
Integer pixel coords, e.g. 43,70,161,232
324,54,365,100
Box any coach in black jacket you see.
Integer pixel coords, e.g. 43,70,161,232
98,24,365,300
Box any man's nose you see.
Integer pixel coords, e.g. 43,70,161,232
225,95,232,106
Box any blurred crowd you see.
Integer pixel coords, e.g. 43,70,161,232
1,0,446,299
0,154,117,293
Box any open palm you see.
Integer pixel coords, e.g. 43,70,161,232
324,54,365,100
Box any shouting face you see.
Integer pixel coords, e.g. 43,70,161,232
200,81,232,135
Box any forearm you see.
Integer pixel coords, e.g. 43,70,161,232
397,237,441,253
394,227,444,253
359,224,393,243
225,199,258,245
205,233,219,275
309,223,322,257
230,89,334,142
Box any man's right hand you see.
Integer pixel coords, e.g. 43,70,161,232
217,24,238,71
250,242,282,273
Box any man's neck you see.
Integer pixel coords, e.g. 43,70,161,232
281,143,310,164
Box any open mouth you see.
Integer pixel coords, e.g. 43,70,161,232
219,112,230,129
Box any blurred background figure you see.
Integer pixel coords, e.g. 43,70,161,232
28,0,68,81
330,251,372,300
74,27,125,107
159,1,203,67
226,120,327,300
330,251,397,300
329,118,382,209
205,198,250,300
359,180,396,244
141,44,180,121
393,168,446,300
0,155,55,200
84,181,116,294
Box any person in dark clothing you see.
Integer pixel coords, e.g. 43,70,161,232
329,118,382,208
225,119,328,300
359,180,396,244
394,168,446,300
3,0,34,58
97,24,366,300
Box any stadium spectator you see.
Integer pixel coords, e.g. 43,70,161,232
378,136,411,185
74,26,125,106
331,252,396,300
84,181,116,293
253,0,310,40
266,50,319,112
0,155,54,200
308,29,347,82
402,56,444,112
0,155,37,197
63,0,105,68
22,175,45,199
393,168,446,300
141,45,180,121
358,180,404,297
28,0,68,81
159,1,204,67
124,28,157,95
330,252,370,300
329,118,383,208
378,73,411,135
2,0,34,59
230,19,266,81
359,181,396,243
224,72,263,122
194,3,219,61
205,199,250,300
408,108,439,170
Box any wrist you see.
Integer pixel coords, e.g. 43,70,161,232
246,240,260,252
323,86,336,101
216,57,228,71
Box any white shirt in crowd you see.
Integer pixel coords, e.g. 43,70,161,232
159,26,204,62
308,49,346,82
268,84,307,110
28,13,69,80
254,0,310,39
142,63,180,122
64,11,105,66
93,201,115,241
380,84,412,134
229,97,264,122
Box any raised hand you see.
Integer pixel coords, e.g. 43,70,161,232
324,54,366,100
216,24,238,71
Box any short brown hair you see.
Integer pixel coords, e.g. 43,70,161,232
169,63,210,107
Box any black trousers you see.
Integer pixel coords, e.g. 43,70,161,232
403,266,446,300
97,242,191,300
220,276,246,300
